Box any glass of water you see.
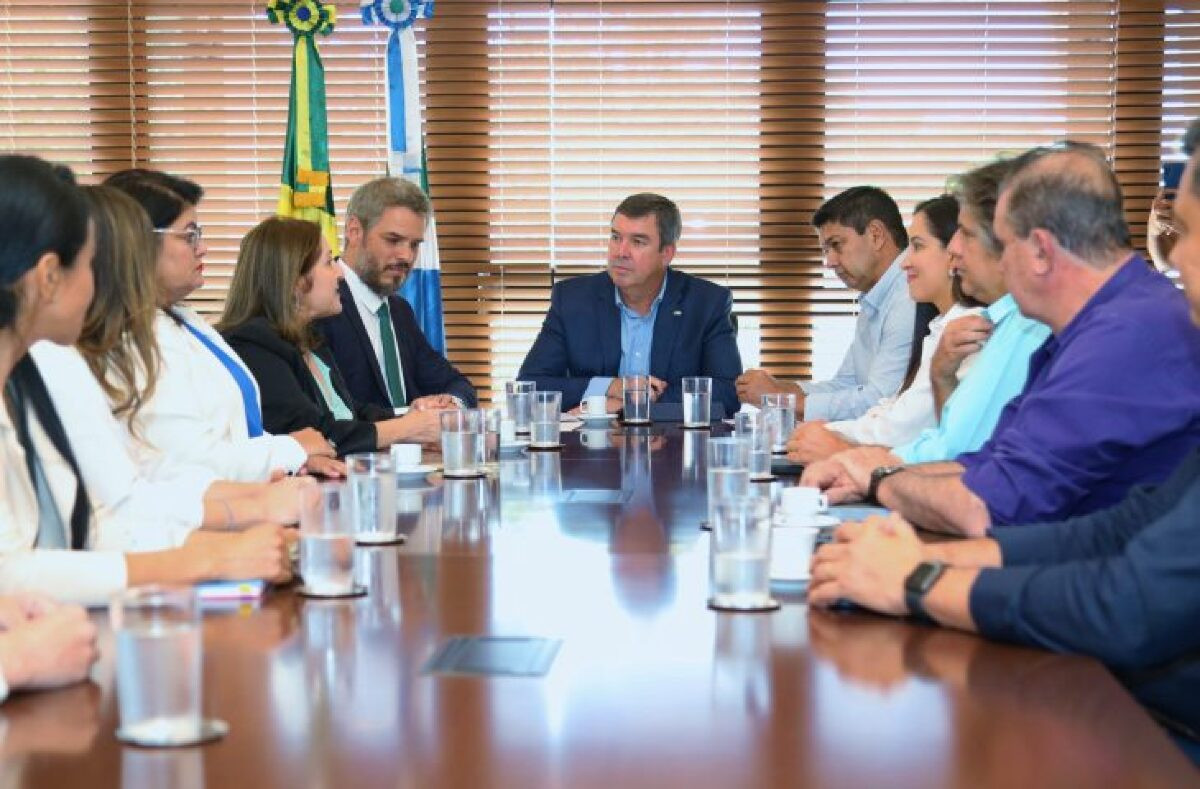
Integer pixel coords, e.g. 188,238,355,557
761,392,797,454
708,496,778,611
298,482,360,597
505,380,535,435
734,410,774,481
479,407,502,466
682,376,712,428
441,409,485,478
530,391,562,448
622,375,652,425
706,436,750,528
346,452,400,545
111,586,227,747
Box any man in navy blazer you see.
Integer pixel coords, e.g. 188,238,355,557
316,177,476,411
518,193,742,415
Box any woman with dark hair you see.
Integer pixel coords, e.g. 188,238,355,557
0,155,293,605
31,186,310,550
104,169,339,481
786,195,985,463
218,217,440,454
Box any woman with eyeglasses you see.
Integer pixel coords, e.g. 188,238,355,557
218,217,440,453
30,185,312,550
785,194,985,464
0,154,293,605
104,169,342,481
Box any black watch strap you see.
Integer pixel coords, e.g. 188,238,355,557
904,561,948,622
866,464,906,504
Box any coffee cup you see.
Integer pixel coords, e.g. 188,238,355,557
769,525,819,581
584,395,608,417
779,486,827,525
391,443,422,468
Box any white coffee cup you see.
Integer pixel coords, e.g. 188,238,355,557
391,443,422,468
499,418,517,445
779,486,828,525
584,394,608,416
770,525,819,581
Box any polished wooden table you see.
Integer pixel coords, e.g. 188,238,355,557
6,425,1198,787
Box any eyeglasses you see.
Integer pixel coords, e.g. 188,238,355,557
154,225,204,251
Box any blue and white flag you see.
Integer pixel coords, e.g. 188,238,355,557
361,0,444,352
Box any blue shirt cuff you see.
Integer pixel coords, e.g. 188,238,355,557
584,377,613,400
988,524,1052,566
969,564,1041,639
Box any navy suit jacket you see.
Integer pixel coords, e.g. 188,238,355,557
315,281,477,412
517,270,742,413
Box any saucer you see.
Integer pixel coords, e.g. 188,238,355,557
774,513,838,529
442,467,487,479
579,412,618,423
528,442,564,451
499,439,530,452
394,464,438,481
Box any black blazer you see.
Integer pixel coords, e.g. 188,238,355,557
315,280,477,412
517,270,743,413
223,317,393,457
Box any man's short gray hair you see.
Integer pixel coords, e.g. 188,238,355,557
1000,142,1130,261
347,177,431,234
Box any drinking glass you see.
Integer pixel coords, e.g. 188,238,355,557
441,409,485,478
298,483,359,597
530,391,562,448
346,452,399,544
761,393,797,454
480,407,502,466
708,496,778,611
706,436,750,528
734,410,774,481
682,376,712,428
505,380,535,436
622,375,652,425
111,586,227,746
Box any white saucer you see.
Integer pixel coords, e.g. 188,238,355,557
579,412,618,423
773,513,838,529
499,439,530,452
394,464,438,480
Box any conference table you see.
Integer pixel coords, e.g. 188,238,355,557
4,423,1197,787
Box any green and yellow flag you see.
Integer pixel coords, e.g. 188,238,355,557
266,0,340,255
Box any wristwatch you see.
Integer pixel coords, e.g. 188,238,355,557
904,561,948,621
866,464,906,504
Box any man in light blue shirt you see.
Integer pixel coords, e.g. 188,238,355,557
736,186,916,421
582,273,670,399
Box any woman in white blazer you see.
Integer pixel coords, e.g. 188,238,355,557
786,195,985,463
31,186,312,551
0,155,293,606
103,168,341,482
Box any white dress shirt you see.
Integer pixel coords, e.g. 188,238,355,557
137,307,306,482
30,341,214,551
0,392,127,606
826,303,983,447
340,261,407,405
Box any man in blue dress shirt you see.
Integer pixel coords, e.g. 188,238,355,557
518,193,742,414
736,186,916,421
808,120,1200,762
807,142,1200,537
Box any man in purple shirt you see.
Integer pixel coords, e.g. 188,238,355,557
806,142,1200,536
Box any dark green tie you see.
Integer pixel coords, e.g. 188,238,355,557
376,302,407,407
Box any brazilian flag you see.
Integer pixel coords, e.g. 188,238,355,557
267,0,340,256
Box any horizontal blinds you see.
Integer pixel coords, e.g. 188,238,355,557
1166,3,1200,156
427,1,826,399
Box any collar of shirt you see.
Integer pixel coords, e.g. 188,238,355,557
984,292,1021,325
1053,253,1146,349
340,259,386,315
859,249,908,316
614,269,670,318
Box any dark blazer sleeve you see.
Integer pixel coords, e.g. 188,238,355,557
517,283,593,408
391,296,478,407
224,321,379,457
701,286,742,416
